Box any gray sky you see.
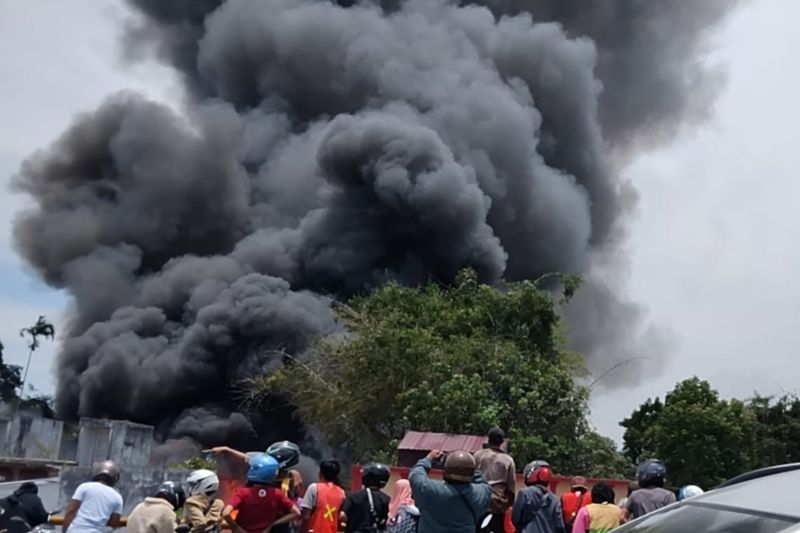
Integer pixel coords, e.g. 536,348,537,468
1,0,798,443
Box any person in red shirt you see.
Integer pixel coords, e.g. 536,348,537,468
560,477,591,533
223,453,301,533
300,461,345,533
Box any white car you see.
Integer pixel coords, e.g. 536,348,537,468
616,464,800,532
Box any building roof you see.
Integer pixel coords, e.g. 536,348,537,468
397,431,507,453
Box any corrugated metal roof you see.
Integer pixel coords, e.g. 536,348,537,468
397,431,507,452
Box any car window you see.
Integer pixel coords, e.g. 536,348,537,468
620,503,798,533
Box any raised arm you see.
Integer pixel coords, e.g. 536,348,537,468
410,450,444,501
204,446,249,463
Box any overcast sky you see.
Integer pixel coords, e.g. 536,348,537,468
1,0,798,443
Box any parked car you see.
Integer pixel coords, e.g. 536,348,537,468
616,464,800,532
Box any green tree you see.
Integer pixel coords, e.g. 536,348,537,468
176,456,217,470
749,394,800,467
620,398,663,465
247,270,625,476
569,431,636,479
622,378,757,489
0,340,56,417
0,341,23,403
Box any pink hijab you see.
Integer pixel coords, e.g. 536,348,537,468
389,479,415,519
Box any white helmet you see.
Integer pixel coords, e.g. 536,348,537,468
678,485,704,500
186,469,219,497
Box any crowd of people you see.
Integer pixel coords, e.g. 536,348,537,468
4,429,705,533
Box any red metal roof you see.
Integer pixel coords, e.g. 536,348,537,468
397,431,507,452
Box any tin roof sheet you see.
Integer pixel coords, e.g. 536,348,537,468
397,431,507,452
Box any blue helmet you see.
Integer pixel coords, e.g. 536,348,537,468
638,459,667,487
247,453,280,484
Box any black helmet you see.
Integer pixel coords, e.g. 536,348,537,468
155,481,186,511
266,441,301,471
361,463,390,489
638,459,667,488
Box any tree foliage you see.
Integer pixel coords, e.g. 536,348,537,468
0,341,55,417
252,270,627,476
0,342,23,404
622,377,757,489
176,456,217,470
748,394,800,467
620,398,662,465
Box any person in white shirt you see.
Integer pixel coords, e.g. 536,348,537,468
62,460,124,533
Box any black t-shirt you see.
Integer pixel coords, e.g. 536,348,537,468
341,488,390,533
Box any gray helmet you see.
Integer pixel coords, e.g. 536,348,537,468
444,451,476,483
92,460,120,486
266,441,301,471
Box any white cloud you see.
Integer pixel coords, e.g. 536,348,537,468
592,0,800,441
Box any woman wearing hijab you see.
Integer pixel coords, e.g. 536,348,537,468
572,483,621,533
387,479,420,533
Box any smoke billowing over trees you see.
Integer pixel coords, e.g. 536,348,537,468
11,0,737,449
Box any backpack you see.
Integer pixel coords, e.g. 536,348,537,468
387,506,419,533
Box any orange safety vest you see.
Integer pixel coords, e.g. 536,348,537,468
309,482,345,533
561,490,592,525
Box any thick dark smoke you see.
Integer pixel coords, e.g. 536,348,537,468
12,0,736,447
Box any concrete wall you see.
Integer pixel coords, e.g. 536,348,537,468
58,418,166,514
76,418,152,467
0,416,64,460
59,467,190,515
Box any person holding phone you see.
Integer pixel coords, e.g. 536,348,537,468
409,450,491,533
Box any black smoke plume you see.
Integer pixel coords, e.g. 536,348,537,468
12,0,736,448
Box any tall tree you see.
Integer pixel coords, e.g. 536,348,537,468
18,316,56,400
247,270,628,476
622,378,757,489
749,394,800,467
620,397,663,465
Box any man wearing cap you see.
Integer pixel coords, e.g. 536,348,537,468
473,428,516,533
559,478,591,533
